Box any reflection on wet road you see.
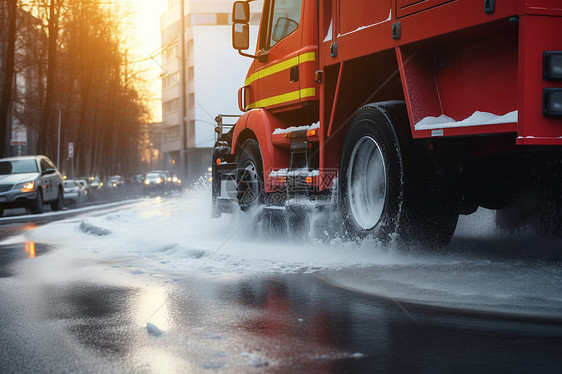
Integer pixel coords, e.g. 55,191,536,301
1,196,561,372
0,242,47,278
1,268,562,372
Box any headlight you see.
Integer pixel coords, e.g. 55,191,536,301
16,181,35,193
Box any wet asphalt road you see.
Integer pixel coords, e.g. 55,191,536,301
1,229,562,373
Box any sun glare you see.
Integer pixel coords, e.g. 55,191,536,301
121,0,167,122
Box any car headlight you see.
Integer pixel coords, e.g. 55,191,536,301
15,181,35,193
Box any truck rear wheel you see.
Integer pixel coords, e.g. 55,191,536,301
339,104,404,242
339,102,459,247
237,139,264,211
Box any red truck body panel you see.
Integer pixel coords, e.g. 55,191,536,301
232,0,562,193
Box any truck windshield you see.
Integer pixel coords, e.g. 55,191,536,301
0,159,39,175
268,0,302,48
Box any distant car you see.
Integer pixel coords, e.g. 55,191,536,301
107,175,124,189
63,180,88,205
144,172,166,192
89,176,103,191
0,155,64,216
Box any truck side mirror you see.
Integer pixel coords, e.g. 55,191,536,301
232,1,260,59
232,23,250,51
232,1,250,23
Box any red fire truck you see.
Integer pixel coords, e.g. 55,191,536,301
212,0,562,246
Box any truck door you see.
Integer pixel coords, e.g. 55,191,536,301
247,0,312,112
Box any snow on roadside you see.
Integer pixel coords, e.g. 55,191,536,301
21,191,447,283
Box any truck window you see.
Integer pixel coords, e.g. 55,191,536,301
267,0,302,49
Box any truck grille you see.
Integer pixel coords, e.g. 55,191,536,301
0,184,14,193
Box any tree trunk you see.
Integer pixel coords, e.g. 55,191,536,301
38,0,60,156
0,0,18,157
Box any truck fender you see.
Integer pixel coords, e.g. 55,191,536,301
231,109,288,193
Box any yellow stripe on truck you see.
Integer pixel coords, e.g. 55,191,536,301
244,52,316,86
245,88,316,110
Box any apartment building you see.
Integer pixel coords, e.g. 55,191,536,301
160,0,261,181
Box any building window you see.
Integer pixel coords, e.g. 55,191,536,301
162,21,180,45
162,46,178,64
189,93,195,109
163,72,179,89
188,67,194,81
167,125,180,140
163,98,179,113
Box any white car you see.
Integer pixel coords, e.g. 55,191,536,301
0,155,64,216
63,180,88,205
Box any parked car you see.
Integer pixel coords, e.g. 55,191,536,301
0,155,64,216
63,179,88,205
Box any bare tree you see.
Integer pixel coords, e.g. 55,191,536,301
0,0,18,157
2,0,154,176
38,0,62,156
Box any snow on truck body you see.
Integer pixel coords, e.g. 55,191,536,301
212,0,562,246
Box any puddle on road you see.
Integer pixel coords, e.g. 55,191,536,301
0,241,50,278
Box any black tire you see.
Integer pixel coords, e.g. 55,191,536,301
237,139,264,211
51,187,64,211
339,102,459,247
339,103,404,242
31,189,44,214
